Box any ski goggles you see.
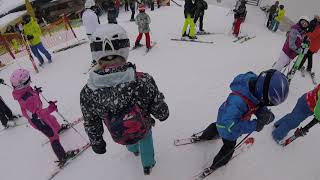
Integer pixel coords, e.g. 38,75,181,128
90,38,130,52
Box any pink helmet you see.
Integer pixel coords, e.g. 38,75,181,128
10,69,31,89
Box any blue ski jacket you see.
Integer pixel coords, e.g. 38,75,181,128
216,72,263,141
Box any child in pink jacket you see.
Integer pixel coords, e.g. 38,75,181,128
10,69,75,166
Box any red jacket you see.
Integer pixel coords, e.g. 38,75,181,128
307,25,320,53
306,84,320,111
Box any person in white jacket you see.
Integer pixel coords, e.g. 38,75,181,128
82,0,100,65
82,0,100,41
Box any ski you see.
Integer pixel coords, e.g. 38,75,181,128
41,117,84,146
287,44,309,84
232,35,248,43
0,121,28,133
171,38,214,44
239,36,256,44
130,44,144,51
144,42,157,55
171,0,182,7
196,32,223,35
193,137,254,180
307,71,317,85
48,143,91,180
280,128,306,146
53,39,88,54
174,136,203,146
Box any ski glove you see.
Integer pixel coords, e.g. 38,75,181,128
27,35,34,40
0,79,4,84
34,86,42,94
255,121,264,132
255,108,275,125
92,139,106,154
48,101,58,113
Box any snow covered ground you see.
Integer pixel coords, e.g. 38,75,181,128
0,2,320,180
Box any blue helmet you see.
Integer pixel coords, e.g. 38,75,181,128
255,69,289,106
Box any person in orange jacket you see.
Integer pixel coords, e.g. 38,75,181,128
298,16,320,76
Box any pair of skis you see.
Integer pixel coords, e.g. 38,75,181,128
41,117,84,146
174,134,255,180
233,35,256,43
286,43,309,84
301,67,317,85
171,38,214,44
131,42,157,55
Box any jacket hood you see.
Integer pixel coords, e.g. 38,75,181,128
229,72,260,105
87,66,135,91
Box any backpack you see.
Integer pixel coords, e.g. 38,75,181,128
103,72,150,145
231,91,258,120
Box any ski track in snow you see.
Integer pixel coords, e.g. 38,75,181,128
0,1,320,180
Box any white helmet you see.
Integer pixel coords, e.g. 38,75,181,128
299,16,310,23
90,24,130,61
85,0,95,9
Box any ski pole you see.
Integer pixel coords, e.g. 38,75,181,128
299,118,318,136
210,133,252,170
39,93,88,142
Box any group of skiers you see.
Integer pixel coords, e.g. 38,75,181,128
1,0,320,178
266,1,285,32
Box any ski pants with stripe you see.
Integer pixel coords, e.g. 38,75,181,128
31,113,66,161
272,94,313,141
199,122,236,169
127,130,156,168
135,32,151,48
181,15,196,38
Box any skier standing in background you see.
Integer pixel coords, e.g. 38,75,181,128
269,5,285,32
272,83,320,143
130,0,137,21
196,69,289,171
181,0,197,39
298,15,320,76
9,69,75,166
80,24,169,175
194,0,208,33
134,4,152,50
266,1,279,28
22,14,52,67
82,0,100,40
272,17,310,71
232,0,246,37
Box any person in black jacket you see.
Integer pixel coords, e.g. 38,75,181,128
233,0,246,37
194,0,208,33
0,79,19,128
102,0,118,24
308,15,320,33
266,1,279,28
181,0,197,39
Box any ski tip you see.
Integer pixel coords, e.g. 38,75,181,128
244,137,255,144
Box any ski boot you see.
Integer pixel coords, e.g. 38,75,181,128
133,43,143,50
182,32,188,38
188,35,197,40
300,66,306,77
56,150,79,168
143,163,155,175
9,115,20,121
133,152,140,157
58,124,70,133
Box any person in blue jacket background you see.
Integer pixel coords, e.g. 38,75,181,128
198,69,289,171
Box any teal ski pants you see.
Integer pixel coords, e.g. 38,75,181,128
127,130,156,168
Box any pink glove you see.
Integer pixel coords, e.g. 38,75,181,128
48,101,58,113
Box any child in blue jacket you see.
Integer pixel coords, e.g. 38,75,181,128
198,69,289,170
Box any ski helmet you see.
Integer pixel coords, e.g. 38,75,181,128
254,69,289,106
138,4,145,11
10,69,31,89
298,16,310,30
90,24,130,62
85,0,95,9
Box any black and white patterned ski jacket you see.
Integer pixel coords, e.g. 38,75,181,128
80,62,169,148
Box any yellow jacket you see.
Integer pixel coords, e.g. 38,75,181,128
23,18,42,46
275,9,285,22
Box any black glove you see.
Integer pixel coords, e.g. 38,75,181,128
34,86,42,94
0,79,4,84
256,121,264,132
91,139,106,154
255,108,275,125
27,35,34,40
